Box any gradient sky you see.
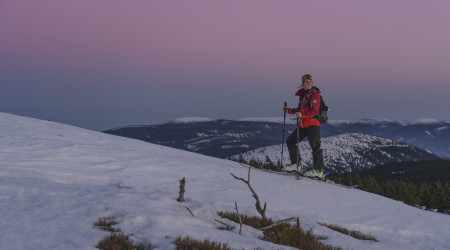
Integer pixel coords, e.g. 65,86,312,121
1,0,450,131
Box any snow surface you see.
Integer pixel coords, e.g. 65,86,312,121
1,112,450,250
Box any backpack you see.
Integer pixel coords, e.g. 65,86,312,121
314,95,329,124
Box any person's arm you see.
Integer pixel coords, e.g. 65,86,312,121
287,107,298,115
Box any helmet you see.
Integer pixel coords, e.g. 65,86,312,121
301,74,313,83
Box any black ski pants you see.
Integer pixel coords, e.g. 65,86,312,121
286,125,324,170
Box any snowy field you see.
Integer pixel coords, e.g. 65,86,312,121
1,112,449,250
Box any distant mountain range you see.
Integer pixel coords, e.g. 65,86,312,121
104,117,450,159
325,119,450,159
104,118,286,158
231,133,440,173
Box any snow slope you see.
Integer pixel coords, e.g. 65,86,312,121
1,112,449,250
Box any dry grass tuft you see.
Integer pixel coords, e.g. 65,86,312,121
93,216,121,233
318,222,379,242
175,236,232,250
218,211,341,250
97,232,134,250
94,217,153,250
262,224,340,250
217,211,273,228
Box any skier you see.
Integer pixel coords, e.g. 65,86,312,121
283,74,325,178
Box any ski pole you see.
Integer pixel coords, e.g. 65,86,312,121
296,116,300,180
281,102,287,170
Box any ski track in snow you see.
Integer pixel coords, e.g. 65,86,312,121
1,112,449,250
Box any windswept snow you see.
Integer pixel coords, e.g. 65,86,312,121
1,112,449,250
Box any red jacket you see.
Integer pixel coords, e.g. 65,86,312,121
287,87,321,128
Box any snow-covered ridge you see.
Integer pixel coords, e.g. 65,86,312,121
396,118,448,126
328,119,397,126
328,118,450,126
169,117,218,123
164,117,450,126
237,117,295,124
232,133,439,172
1,112,449,250
106,124,151,131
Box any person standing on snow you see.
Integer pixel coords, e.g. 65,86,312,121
283,74,325,178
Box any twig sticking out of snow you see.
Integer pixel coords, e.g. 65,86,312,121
230,167,267,221
235,202,243,234
258,217,300,231
185,206,195,217
177,177,186,202
214,219,234,230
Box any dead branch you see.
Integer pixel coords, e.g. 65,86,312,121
230,167,267,221
185,206,195,217
177,177,185,202
214,219,234,231
258,217,300,231
235,201,243,235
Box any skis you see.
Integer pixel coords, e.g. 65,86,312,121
236,163,354,188
286,169,330,182
300,172,330,182
284,164,329,180
238,163,330,182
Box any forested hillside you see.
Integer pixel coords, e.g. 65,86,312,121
329,160,450,214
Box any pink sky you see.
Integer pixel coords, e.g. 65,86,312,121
1,0,450,130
